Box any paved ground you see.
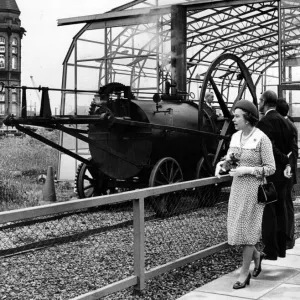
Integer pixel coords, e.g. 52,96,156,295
177,238,300,300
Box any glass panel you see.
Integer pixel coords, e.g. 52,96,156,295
12,56,17,69
285,90,300,118
11,103,17,115
0,55,5,68
282,0,300,7
0,37,5,45
280,3,300,83
0,103,5,115
12,93,17,102
58,153,90,181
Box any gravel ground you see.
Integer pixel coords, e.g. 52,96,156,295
107,217,300,300
1,201,300,300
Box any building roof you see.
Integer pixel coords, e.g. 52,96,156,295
0,0,20,12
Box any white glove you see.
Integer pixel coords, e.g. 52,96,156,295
229,166,255,177
284,165,292,178
215,161,225,178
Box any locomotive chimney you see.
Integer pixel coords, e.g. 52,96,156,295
170,5,187,95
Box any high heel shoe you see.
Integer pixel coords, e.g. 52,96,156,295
252,252,264,277
233,273,251,289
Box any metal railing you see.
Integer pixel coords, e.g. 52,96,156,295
1,175,232,299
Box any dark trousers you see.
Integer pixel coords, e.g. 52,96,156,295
286,178,295,249
262,180,288,259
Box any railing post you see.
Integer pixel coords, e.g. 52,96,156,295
133,197,145,290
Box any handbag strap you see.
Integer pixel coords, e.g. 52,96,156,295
261,166,265,184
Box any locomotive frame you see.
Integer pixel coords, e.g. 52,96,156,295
2,0,300,215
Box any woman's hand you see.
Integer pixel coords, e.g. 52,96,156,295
229,166,255,177
215,161,225,178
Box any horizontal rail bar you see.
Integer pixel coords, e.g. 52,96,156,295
0,175,232,223
145,242,230,280
71,276,138,300
279,84,300,90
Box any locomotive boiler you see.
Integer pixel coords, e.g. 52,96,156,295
88,83,219,178
77,82,230,209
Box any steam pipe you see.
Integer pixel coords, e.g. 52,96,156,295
0,82,98,94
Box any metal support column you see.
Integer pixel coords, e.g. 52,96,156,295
278,1,283,86
289,66,293,115
170,5,187,95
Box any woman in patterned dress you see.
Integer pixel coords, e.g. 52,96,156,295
215,100,275,289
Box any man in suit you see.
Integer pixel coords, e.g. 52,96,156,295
256,90,293,260
276,98,298,249
204,91,214,109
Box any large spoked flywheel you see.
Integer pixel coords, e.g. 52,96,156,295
198,53,257,170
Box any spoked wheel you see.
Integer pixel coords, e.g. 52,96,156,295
75,159,112,199
149,157,183,217
195,156,221,207
199,53,257,124
198,53,257,165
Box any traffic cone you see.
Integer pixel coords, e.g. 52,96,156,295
41,166,57,203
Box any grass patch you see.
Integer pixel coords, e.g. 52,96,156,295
0,128,75,211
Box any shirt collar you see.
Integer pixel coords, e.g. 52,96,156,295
265,108,276,115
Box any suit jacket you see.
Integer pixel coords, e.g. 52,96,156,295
257,110,293,183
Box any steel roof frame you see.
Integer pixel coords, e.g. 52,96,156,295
59,0,300,104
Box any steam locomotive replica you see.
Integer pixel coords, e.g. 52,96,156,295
2,53,258,215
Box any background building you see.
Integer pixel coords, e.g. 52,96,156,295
0,0,25,124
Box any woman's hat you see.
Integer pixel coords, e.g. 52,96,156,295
234,100,258,119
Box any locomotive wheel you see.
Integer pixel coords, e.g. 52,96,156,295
199,53,257,126
149,157,183,217
198,53,257,166
195,156,221,207
75,160,111,199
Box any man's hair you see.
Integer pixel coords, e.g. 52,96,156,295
205,92,214,101
276,98,289,117
262,90,277,108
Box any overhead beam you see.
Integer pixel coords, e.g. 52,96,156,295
183,0,276,10
58,6,171,26
57,0,275,27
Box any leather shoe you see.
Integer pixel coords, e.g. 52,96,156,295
252,253,264,277
233,273,251,289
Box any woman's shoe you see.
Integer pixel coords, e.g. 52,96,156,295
233,273,251,289
252,252,264,277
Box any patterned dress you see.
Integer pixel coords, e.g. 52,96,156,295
226,128,275,245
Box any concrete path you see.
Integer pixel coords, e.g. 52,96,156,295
177,238,300,300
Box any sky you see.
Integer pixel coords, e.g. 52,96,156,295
17,0,129,110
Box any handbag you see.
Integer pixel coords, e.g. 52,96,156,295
257,167,277,204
